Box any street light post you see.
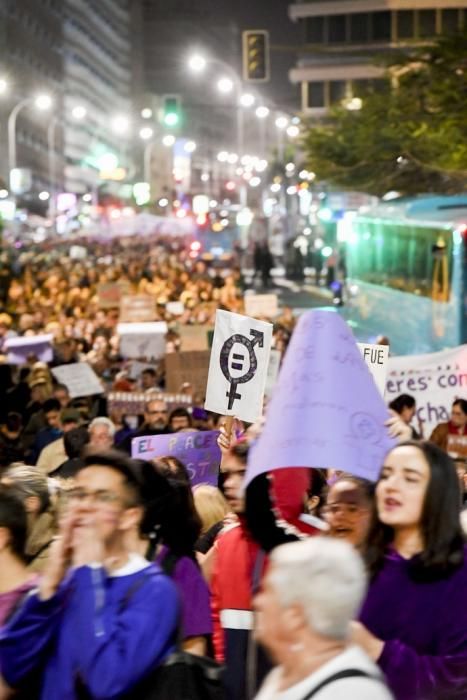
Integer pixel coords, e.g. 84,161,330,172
8,97,32,175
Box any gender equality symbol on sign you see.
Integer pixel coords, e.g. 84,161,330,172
220,330,264,410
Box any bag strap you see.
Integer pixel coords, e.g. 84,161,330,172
300,668,383,700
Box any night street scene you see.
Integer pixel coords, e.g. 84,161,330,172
0,1,467,699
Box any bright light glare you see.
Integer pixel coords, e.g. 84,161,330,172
162,134,175,147
72,105,86,120
250,176,261,187
0,79,7,95
82,193,92,202
139,126,153,140
287,125,300,138
35,94,52,110
240,93,255,107
255,106,269,119
158,197,169,207
227,153,238,164
141,108,153,119
285,162,295,173
112,115,130,134
322,246,333,257
255,159,268,172
275,116,289,130
38,190,50,201
346,97,363,111
270,183,281,193
201,172,210,182
217,77,234,94
184,140,197,153
287,185,297,195
217,151,228,162
0,189,8,199
209,200,218,208
188,54,207,72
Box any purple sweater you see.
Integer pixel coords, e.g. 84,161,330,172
360,547,467,700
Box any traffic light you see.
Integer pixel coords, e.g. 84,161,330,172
162,95,181,127
243,30,270,83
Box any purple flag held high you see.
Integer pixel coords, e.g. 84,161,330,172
132,430,221,487
246,310,396,485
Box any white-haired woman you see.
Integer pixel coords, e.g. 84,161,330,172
253,537,393,700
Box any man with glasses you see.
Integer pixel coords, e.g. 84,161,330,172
0,450,179,699
117,398,171,454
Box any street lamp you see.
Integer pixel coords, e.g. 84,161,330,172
111,115,130,135
286,124,300,138
71,105,87,120
239,93,255,108
8,94,52,174
217,77,234,94
188,54,207,72
275,116,289,130
255,106,269,119
141,107,153,119
0,78,8,95
139,126,154,140
162,134,175,147
48,104,86,221
184,140,197,153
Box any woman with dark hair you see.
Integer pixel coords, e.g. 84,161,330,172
322,474,374,547
352,441,467,700
132,460,212,657
430,398,467,457
388,393,420,439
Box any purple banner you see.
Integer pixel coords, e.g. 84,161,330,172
132,430,221,487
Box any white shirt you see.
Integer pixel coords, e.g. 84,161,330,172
255,646,393,700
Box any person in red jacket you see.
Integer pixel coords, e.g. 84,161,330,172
211,435,317,700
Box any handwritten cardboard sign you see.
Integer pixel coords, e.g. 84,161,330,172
51,362,103,399
246,310,395,485
205,310,273,423
244,293,279,319
358,342,389,396
131,430,221,486
118,322,167,359
178,325,211,352
97,282,131,309
120,295,157,322
165,350,211,396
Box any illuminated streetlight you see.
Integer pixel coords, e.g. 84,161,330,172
0,189,8,199
35,94,52,110
275,116,289,130
217,151,228,162
162,134,175,147
158,197,169,207
184,140,197,153
38,190,50,201
71,105,87,120
255,159,268,172
217,77,234,94
111,115,130,134
345,97,363,111
270,183,281,193
188,54,207,72
286,124,300,138
139,126,154,140
250,176,261,187
240,93,255,107
141,107,153,119
285,162,295,173
227,152,238,164
82,193,92,202
201,172,210,182
255,106,269,119
0,79,8,95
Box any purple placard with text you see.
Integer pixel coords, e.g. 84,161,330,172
132,430,221,487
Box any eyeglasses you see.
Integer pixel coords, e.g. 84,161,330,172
68,488,123,506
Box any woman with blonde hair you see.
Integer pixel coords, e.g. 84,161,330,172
193,484,230,538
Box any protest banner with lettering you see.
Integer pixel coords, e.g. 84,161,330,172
108,392,192,416
132,430,221,486
178,325,210,352
97,282,131,309
5,334,53,365
386,345,467,437
166,301,185,316
246,310,396,485
358,343,389,396
120,295,157,322
244,293,279,319
165,350,211,395
52,363,103,399
118,322,167,359
205,310,273,423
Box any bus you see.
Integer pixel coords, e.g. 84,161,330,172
341,195,467,355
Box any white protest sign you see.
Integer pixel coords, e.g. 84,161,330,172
386,345,467,437
5,334,54,364
205,310,272,423
52,363,103,399
244,293,279,319
166,301,185,316
358,343,389,396
265,348,282,400
118,322,167,359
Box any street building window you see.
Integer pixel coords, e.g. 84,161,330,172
308,81,325,108
370,11,391,41
328,14,347,43
441,8,460,33
305,16,325,44
396,10,415,39
350,13,369,43
418,9,436,37
329,80,347,105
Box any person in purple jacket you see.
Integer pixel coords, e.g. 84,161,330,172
0,450,179,700
353,441,467,700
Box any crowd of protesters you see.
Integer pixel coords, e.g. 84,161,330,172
0,234,465,699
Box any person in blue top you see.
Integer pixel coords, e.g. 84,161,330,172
0,449,179,700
